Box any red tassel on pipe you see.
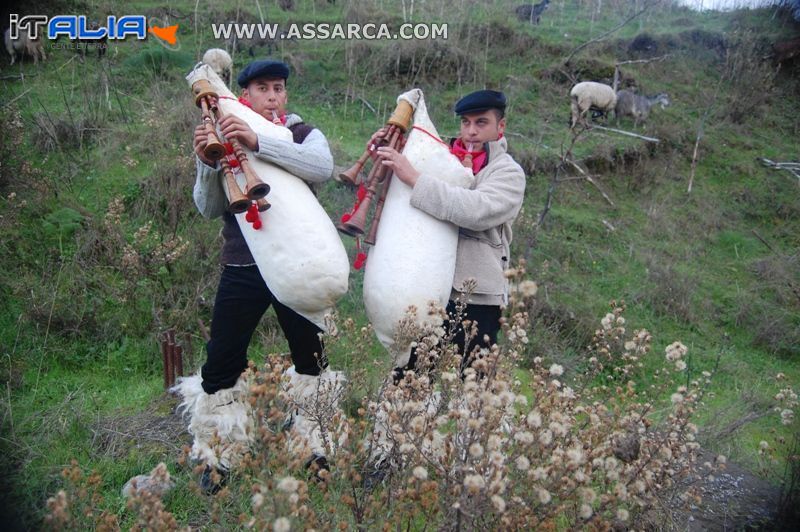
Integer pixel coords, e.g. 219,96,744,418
353,252,367,270
245,203,256,223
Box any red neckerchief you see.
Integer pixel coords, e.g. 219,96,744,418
237,97,287,125
450,138,488,175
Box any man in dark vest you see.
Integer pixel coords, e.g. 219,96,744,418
188,59,338,492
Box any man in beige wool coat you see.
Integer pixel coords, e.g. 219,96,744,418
376,89,527,378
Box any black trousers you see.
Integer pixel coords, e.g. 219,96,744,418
393,300,502,382
201,265,326,394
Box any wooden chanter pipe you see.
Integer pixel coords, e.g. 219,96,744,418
339,117,404,186
364,133,407,245
338,150,371,186
220,156,251,213
337,100,414,240
191,79,270,211
207,96,271,201
340,126,401,236
256,197,271,212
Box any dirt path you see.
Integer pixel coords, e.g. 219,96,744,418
667,453,784,531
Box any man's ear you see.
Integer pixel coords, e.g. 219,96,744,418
241,87,250,99
498,117,506,136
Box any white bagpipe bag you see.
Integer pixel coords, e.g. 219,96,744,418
363,88,474,366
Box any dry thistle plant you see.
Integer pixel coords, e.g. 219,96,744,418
756,373,799,476
45,268,797,529
43,460,120,531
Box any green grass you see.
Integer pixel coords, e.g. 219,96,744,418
1,0,799,528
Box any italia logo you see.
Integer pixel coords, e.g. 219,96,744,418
8,14,180,49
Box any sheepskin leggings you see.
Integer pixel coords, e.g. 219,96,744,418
393,300,502,383
201,265,326,394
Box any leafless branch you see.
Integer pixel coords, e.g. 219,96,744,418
759,157,800,182
566,159,616,207
687,128,703,193
563,0,662,66
615,54,672,67
537,126,588,228
592,125,660,143
687,77,724,193
613,54,671,90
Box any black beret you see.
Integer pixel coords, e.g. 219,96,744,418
454,89,507,115
237,59,290,88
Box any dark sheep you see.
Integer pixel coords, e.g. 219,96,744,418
515,0,550,25
614,90,670,126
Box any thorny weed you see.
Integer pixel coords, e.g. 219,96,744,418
44,269,797,530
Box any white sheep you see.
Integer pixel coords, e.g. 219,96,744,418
569,81,616,129
202,48,233,86
4,27,46,65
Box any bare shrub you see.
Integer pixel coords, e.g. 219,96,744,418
541,57,616,86
32,114,108,153
343,0,402,26
68,194,215,340
722,31,778,124
758,373,800,526
0,106,30,190
643,261,697,324
751,254,800,309
125,152,196,230
678,29,728,59
469,20,547,57
734,252,800,357
741,302,800,358
346,39,476,87
523,297,596,367
23,264,101,338
774,434,800,528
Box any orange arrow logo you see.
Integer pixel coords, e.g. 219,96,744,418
148,24,178,45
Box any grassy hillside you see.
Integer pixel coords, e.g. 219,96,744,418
1,0,798,528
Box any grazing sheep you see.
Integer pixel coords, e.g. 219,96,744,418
4,27,46,65
614,90,670,126
569,81,616,128
202,48,233,85
515,0,550,25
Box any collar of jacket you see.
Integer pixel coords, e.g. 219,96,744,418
477,135,509,174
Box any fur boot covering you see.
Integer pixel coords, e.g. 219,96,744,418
282,366,347,459
173,373,254,470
